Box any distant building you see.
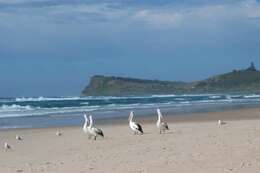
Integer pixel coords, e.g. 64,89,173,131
246,62,257,71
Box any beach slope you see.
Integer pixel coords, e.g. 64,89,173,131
1,108,260,173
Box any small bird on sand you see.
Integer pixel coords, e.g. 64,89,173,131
16,135,22,141
218,120,226,127
56,131,62,136
4,142,11,151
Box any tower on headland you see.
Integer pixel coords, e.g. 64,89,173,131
246,62,257,71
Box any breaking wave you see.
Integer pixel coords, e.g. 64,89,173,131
1,94,260,119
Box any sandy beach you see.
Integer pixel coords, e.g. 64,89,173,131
1,107,260,173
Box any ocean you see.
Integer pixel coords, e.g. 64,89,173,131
1,94,260,129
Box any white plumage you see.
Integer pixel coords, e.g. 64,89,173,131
129,111,143,135
156,109,169,134
83,114,89,133
4,142,11,151
56,131,62,136
83,114,92,139
16,135,22,140
218,120,226,127
88,115,104,140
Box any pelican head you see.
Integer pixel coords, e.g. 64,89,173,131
129,111,134,122
84,113,88,121
157,108,162,117
83,113,89,132
89,115,93,122
89,115,93,127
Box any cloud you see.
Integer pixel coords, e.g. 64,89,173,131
0,0,260,28
125,0,259,29
132,9,183,28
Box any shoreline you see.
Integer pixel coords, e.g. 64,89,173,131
1,107,260,172
2,93,260,130
1,106,260,131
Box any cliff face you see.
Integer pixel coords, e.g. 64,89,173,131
82,63,260,96
82,75,191,96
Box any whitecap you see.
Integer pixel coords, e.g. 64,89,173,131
0,104,34,112
244,94,260,99
15,96,83,102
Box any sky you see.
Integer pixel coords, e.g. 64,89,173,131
0,0,260,97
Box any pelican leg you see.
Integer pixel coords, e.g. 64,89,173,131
94,136,97,140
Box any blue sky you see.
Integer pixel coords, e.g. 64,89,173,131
0,0,260,97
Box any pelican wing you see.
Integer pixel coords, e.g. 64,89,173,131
161,122,169,130
94,127,104,137
133,122,143,134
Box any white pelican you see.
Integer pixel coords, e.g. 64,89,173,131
128,111,143,135
15,135,22,140
4,142,11,151
56,131,62,136
156,109,169,134
88,115,104,140
218,120,226,127
83,114,91,139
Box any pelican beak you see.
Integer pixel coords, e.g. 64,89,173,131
128,112,132,122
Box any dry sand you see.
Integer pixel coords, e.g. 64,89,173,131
1,107,260,173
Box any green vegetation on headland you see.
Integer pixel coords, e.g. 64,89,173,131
82,62,260,96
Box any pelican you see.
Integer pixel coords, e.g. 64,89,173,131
56,131,62,136
83,114,91,139
4,142,11,151
88,115,104,140
156,109,169,134
15,135,22,140
129,111,143,135
218,120,226,127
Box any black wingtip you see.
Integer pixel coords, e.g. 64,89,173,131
98,130,104,137
137,123,143,134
